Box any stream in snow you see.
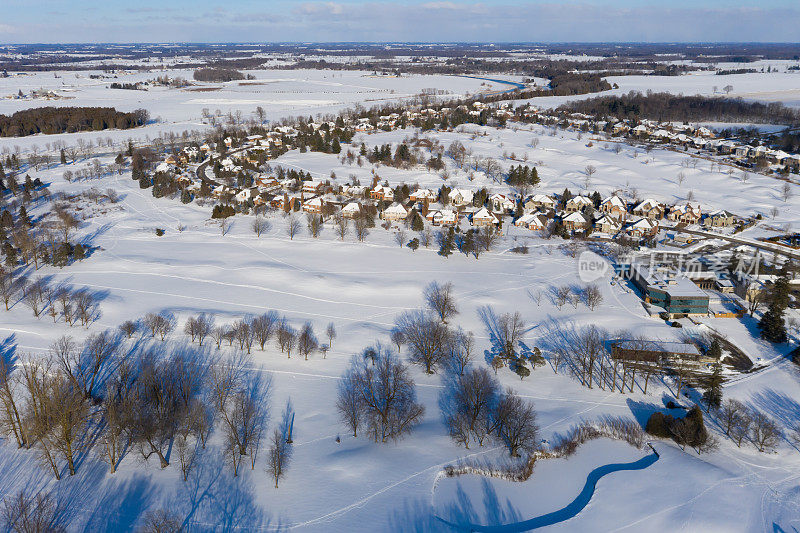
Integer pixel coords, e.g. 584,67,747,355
437,449,660,532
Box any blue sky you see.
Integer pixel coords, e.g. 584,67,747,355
1,1,799,43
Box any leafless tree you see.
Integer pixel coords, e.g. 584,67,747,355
396,310,452,374
497,311,525,361
233,319,254,353
394,229,407,248
354,216,369,242
119,320,138,338
719,399,746,437
326,322,336,348
266,426,292,488
492,389,539,457
782,182,793,202
334,215,349,240
2,490,65,533
307,214,323,238
0,269,20,311
211,325,228,349
276,320,296,358
555,285,571,309
297,322,318,360
286,216,301,240
337,371,363,438
251,216,271,237
447,328,475,376
584,284,603,310
730,407,752,448
339,346,424,443
0,356,26,448
440,367,501,448
424,281,458,323
750,411,781,452
420,227,433,248
220,371,272,476
138,508,182,533
252,311,279,351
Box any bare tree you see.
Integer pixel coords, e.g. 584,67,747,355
492,389,539,457
0,356,26,448
337,371,363,438
354,217,369,242
266,427,292,488
297,322,318,360
750,411,781,452
394,229,406,248
326,322,337,348
251,216,271,237
584,284,603,311
334,215,349,240
396,310,452,374
440,367,501,448
497,311,525,361
220,371,272,476
447,328,475,376
555,285,571,309
782,182,793,202
276,320,296,358
338,346,424,443
424,281,458,323
286,216,301,240
252,311,279,351
306,214,323,238
119,320,138,338
2,490,65,533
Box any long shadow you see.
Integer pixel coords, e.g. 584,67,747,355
437,451,659,532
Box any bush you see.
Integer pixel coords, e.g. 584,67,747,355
645,412,672,438
155,228,165,236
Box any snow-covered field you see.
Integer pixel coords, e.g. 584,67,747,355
2,69,800,531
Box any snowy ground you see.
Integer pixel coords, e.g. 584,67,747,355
1,70,800,531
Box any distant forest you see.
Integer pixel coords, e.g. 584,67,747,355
0,107,149,137
560,92,800,126
193,68,249,82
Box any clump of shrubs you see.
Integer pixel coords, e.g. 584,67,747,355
646,405,708,449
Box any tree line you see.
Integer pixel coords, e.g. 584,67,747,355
0,107,149,137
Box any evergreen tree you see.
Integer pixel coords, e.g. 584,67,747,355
60,149,67,165
759,266,790,343
73,244,85,261
410,210,425,232
438,228,455,257
702,363,723,412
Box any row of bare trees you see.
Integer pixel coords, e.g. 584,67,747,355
0,331,294,487
120,312,338,361
718,399,782,453
0,271,99,327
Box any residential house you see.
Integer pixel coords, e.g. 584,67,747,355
564,196,593,214
448,188,474,207
371,185,394,201
625,217,659,238
341,202,363,219
382,203,408,222
632,198,664,220
524,194,556,212
514,212,548,231
471,207,499,227
562,211,590,232
600,195,627,220
594,214,622,234
703,210,738,228
667,203,702,224
489,193,516,213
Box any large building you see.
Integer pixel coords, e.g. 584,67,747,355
628,264,710,318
